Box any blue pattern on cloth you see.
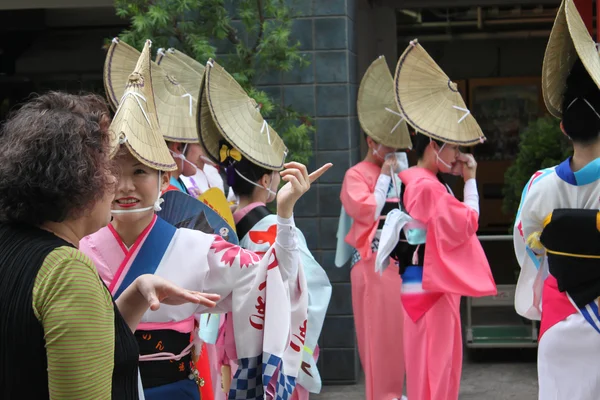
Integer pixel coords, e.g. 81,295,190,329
579,299,600,335
351,237,380,267
555,156,600,186
261,352,298,400
274,368,296,400
229,356,263,399
261,353,280,394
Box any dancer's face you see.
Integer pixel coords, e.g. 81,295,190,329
184,143,206,170
431,141,460,173
367,136,396,164
112,152,169,223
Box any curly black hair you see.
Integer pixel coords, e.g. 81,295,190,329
0,91,115,226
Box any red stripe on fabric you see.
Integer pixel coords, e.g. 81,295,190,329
108,215,157,294
108,224,128,255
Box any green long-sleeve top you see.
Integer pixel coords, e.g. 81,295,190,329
32,246,116,399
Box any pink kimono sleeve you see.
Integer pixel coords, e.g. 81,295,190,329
340,168,378,257
405,178,496,297
341,168,377,222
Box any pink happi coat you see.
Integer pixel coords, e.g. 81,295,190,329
340,161,405,400
398,167,496,400
80,215,308,399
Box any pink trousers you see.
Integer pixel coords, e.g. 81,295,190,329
351,256,405,400
403,293,462,400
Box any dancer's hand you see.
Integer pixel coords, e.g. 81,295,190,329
135,274,220,311
381,156,398,176
458,153,477,181
276,162,333,219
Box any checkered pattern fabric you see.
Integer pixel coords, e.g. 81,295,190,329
229,356,263,399
274,369,297,400
261,352,282,392
351,237,380,266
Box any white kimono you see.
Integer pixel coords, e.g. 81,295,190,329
236,208,331,395
80,214,308,399
514,157,600,400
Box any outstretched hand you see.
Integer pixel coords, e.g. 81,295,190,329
276,162,333,219
135,274,221,312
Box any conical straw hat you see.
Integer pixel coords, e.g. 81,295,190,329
108,40,177,171
198,59,287,170
156,48,205,99
542,0,600,118
104,38,198,143
394,39,485,146
358,56,412,149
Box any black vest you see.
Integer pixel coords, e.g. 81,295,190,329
0,223,139,399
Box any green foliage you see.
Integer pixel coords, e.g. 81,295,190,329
113,0,313,164
502,116,572,221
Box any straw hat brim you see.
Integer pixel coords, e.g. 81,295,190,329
542,0,600,118
104,39,199,143
394,40,485,146
198,60,287,170
107,40,177,171
358,56,412,149
156,48,205,99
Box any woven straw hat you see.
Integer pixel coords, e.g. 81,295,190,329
156,48,205,99
104,38,198,143
198,59,287,170
358,56,412,149
394,39,485,146
108,40,177,171
542,0,600,118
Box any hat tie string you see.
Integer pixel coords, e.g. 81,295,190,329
114,92,151,127
385,107,405,134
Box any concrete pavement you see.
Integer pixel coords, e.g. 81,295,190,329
313,349,538,400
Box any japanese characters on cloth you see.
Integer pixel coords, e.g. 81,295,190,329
80,215,308,399
235,206,331,395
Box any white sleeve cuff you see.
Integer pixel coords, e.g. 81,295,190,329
374,174,392,221
463,178,479,215
276,214,297,249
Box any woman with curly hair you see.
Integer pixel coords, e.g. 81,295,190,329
0,91,221,400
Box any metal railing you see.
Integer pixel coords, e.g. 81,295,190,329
465,234,538,347
477,234,512,242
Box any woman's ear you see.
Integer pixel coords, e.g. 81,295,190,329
259,173,271,190
161,172,171,192
365,136,375,149
428,139,439,153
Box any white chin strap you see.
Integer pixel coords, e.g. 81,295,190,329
234,169,277,200
111,172,164,215
432,140,453,169
200,155,216,167
372,144,385,161
170,147,199,175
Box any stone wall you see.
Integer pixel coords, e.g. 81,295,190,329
219,0,363,384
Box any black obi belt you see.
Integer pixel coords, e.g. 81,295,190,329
540,208,600,308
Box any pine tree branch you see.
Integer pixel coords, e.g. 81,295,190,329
227,26,240,44
250,0,265,56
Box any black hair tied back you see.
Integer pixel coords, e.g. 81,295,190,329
217,140,272,196
562,59,600,144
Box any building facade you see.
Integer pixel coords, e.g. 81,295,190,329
0,0,568,384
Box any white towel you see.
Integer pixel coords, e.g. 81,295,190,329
375,208,414,274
